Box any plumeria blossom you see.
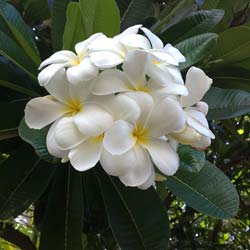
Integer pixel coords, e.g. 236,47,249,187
93,49,188,99
25,71,114,154
38,33,104,86
169,67,215,150
101,92,185,188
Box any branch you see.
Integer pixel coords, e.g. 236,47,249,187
0,223,37,250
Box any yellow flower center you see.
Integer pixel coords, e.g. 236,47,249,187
153,60,161,65
91,133,104,143
66,99,82,115
132,125,148,145
71,53,84,66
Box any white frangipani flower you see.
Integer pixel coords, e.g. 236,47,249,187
38,33,105,86
88,25,152,68
101,92,185,188
170,67,215,149
93,50,188,98
25,71,114,151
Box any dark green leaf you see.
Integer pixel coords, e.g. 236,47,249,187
211,26,250,66
0,30,37,79
118,0,153,31
51,0,70,51
96,168,170,250
39,165,84,250
80,0,120,37
178,144,205,173
0,145,56,220
0,100,27,131
160,9,224,44
19,118,59,163
165,160,239,219
63,2,86,51
0,1,41,65
203,87,250,120
176,32,218,69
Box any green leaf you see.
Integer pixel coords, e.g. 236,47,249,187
165,160,239,219
80,0,120,37
0,1,41,66
152,0,194,34
0,100,27,131
178,144,205,173
211,26,250,66
210,67,250,91
96,168,170,250
176,33,218,70
118,0,153,31
0,30,37,79
160,9,224,44
203,87,250,120
39,165,84,250
51,0,70,51
63,2,86,51
0,79,39,97
19,118,59,163
0,145,56,220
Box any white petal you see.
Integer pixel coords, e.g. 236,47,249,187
100,148,135,176
25,96,67,129
195,101,209,115
90,51,124,68
191,135,211,150
39,50,77,69
120,24,142,35
103,120,136,155
119,146,152,187
66,57,98,84
182,67,213,107
93,69,131,95
122,50,147,88
138,165,155,190
44,68,70,103
74,104,113,137
125,92,154,126
69,139,102,171
54,116,87,150
119,34,151,50
38,63,65,86
95,94,140,123
46,122,69,158
144,139,179,176
146,97,185,137
141,27,163,49
68,79,93,102
150,50,179,65
164,44,186,63
185,109,215,139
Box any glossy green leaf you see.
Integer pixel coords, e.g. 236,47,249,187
211,26,250,66
160,9,224,44
203,87,250,120
0,100,27,131
80,0,120,37
51,0,70,51
176,32,218,69
118,0,153,31
0,145,56,220
165,160,239,219
39,165,84,250
96,168,170,250
0,30,37,79
178,144,205,173
63,2,86,51
19,118,58,163
0,1,41,65
210,67,250,91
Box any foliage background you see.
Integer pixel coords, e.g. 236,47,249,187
0,0,249,249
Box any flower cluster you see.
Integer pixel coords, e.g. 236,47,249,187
25,25,214,189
